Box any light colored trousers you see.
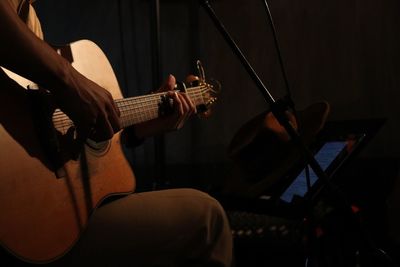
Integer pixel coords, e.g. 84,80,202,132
53,189,233,267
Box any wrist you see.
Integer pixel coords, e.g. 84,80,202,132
37,52,78,94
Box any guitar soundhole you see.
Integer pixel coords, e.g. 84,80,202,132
85,139,111,155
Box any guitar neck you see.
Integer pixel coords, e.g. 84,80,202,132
52,85,208,133
117,85,207,128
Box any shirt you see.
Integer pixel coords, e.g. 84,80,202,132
9,0,43,39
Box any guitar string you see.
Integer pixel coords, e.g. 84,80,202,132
113,85,206,101
109,86,209,107
113,85,207,105
54,102,200,133
52,87,210,131
52,90,207,122
53,95,204,128
51,91,208,127
54,101,202,133
51,86,209,119
53,94,206,127
115,91,207,111
115,92,206,110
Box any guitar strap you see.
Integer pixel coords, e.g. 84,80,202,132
15,1,74,68
17,0,31,24
15,0,43,39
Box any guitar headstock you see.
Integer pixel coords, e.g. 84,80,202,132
186,60,221,118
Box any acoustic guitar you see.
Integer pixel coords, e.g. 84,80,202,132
0,40,218,264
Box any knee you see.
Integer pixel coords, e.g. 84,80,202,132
181,189,227,220
162,189,233,266
187,189,233,266
185,189,231,239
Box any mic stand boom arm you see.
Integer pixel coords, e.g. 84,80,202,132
200,0,335,198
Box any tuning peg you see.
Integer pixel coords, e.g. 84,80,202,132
185,75,200,87
196,60,206,83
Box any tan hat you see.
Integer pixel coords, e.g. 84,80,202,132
223,101,330,197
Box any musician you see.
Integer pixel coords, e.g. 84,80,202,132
0,1,233,266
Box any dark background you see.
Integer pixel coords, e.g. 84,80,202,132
35,0,400,254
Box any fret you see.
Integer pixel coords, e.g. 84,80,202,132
116,85,209,128
52,85,210,133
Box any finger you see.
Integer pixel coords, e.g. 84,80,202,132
159,74,177,92
180,92,197,115
185,75,199,84
170,91,184,117
76,112,116,143
90,114,114,142
178,93,190,116
75,120,94,144
103,90,120,117
175,93,191,130
106,103,121,133
169,92,186,130
110,96,120,117
71,110,96,143
166,74,176,91
108,114,121,134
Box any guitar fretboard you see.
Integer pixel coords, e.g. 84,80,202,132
52,85,209,134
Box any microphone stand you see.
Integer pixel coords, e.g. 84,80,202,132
200,0,395,266
151,0,168,190
200,0,335,206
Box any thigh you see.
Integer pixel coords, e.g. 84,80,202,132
56,188,227,267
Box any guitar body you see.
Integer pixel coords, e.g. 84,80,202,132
0,40,135,263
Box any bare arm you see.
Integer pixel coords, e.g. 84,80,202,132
0,1,195,143
0,1,120,142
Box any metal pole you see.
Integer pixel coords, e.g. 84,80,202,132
151,0,167,189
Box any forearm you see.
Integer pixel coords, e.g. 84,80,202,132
133,119,170,139
123,120,172,148
0,1,74,91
